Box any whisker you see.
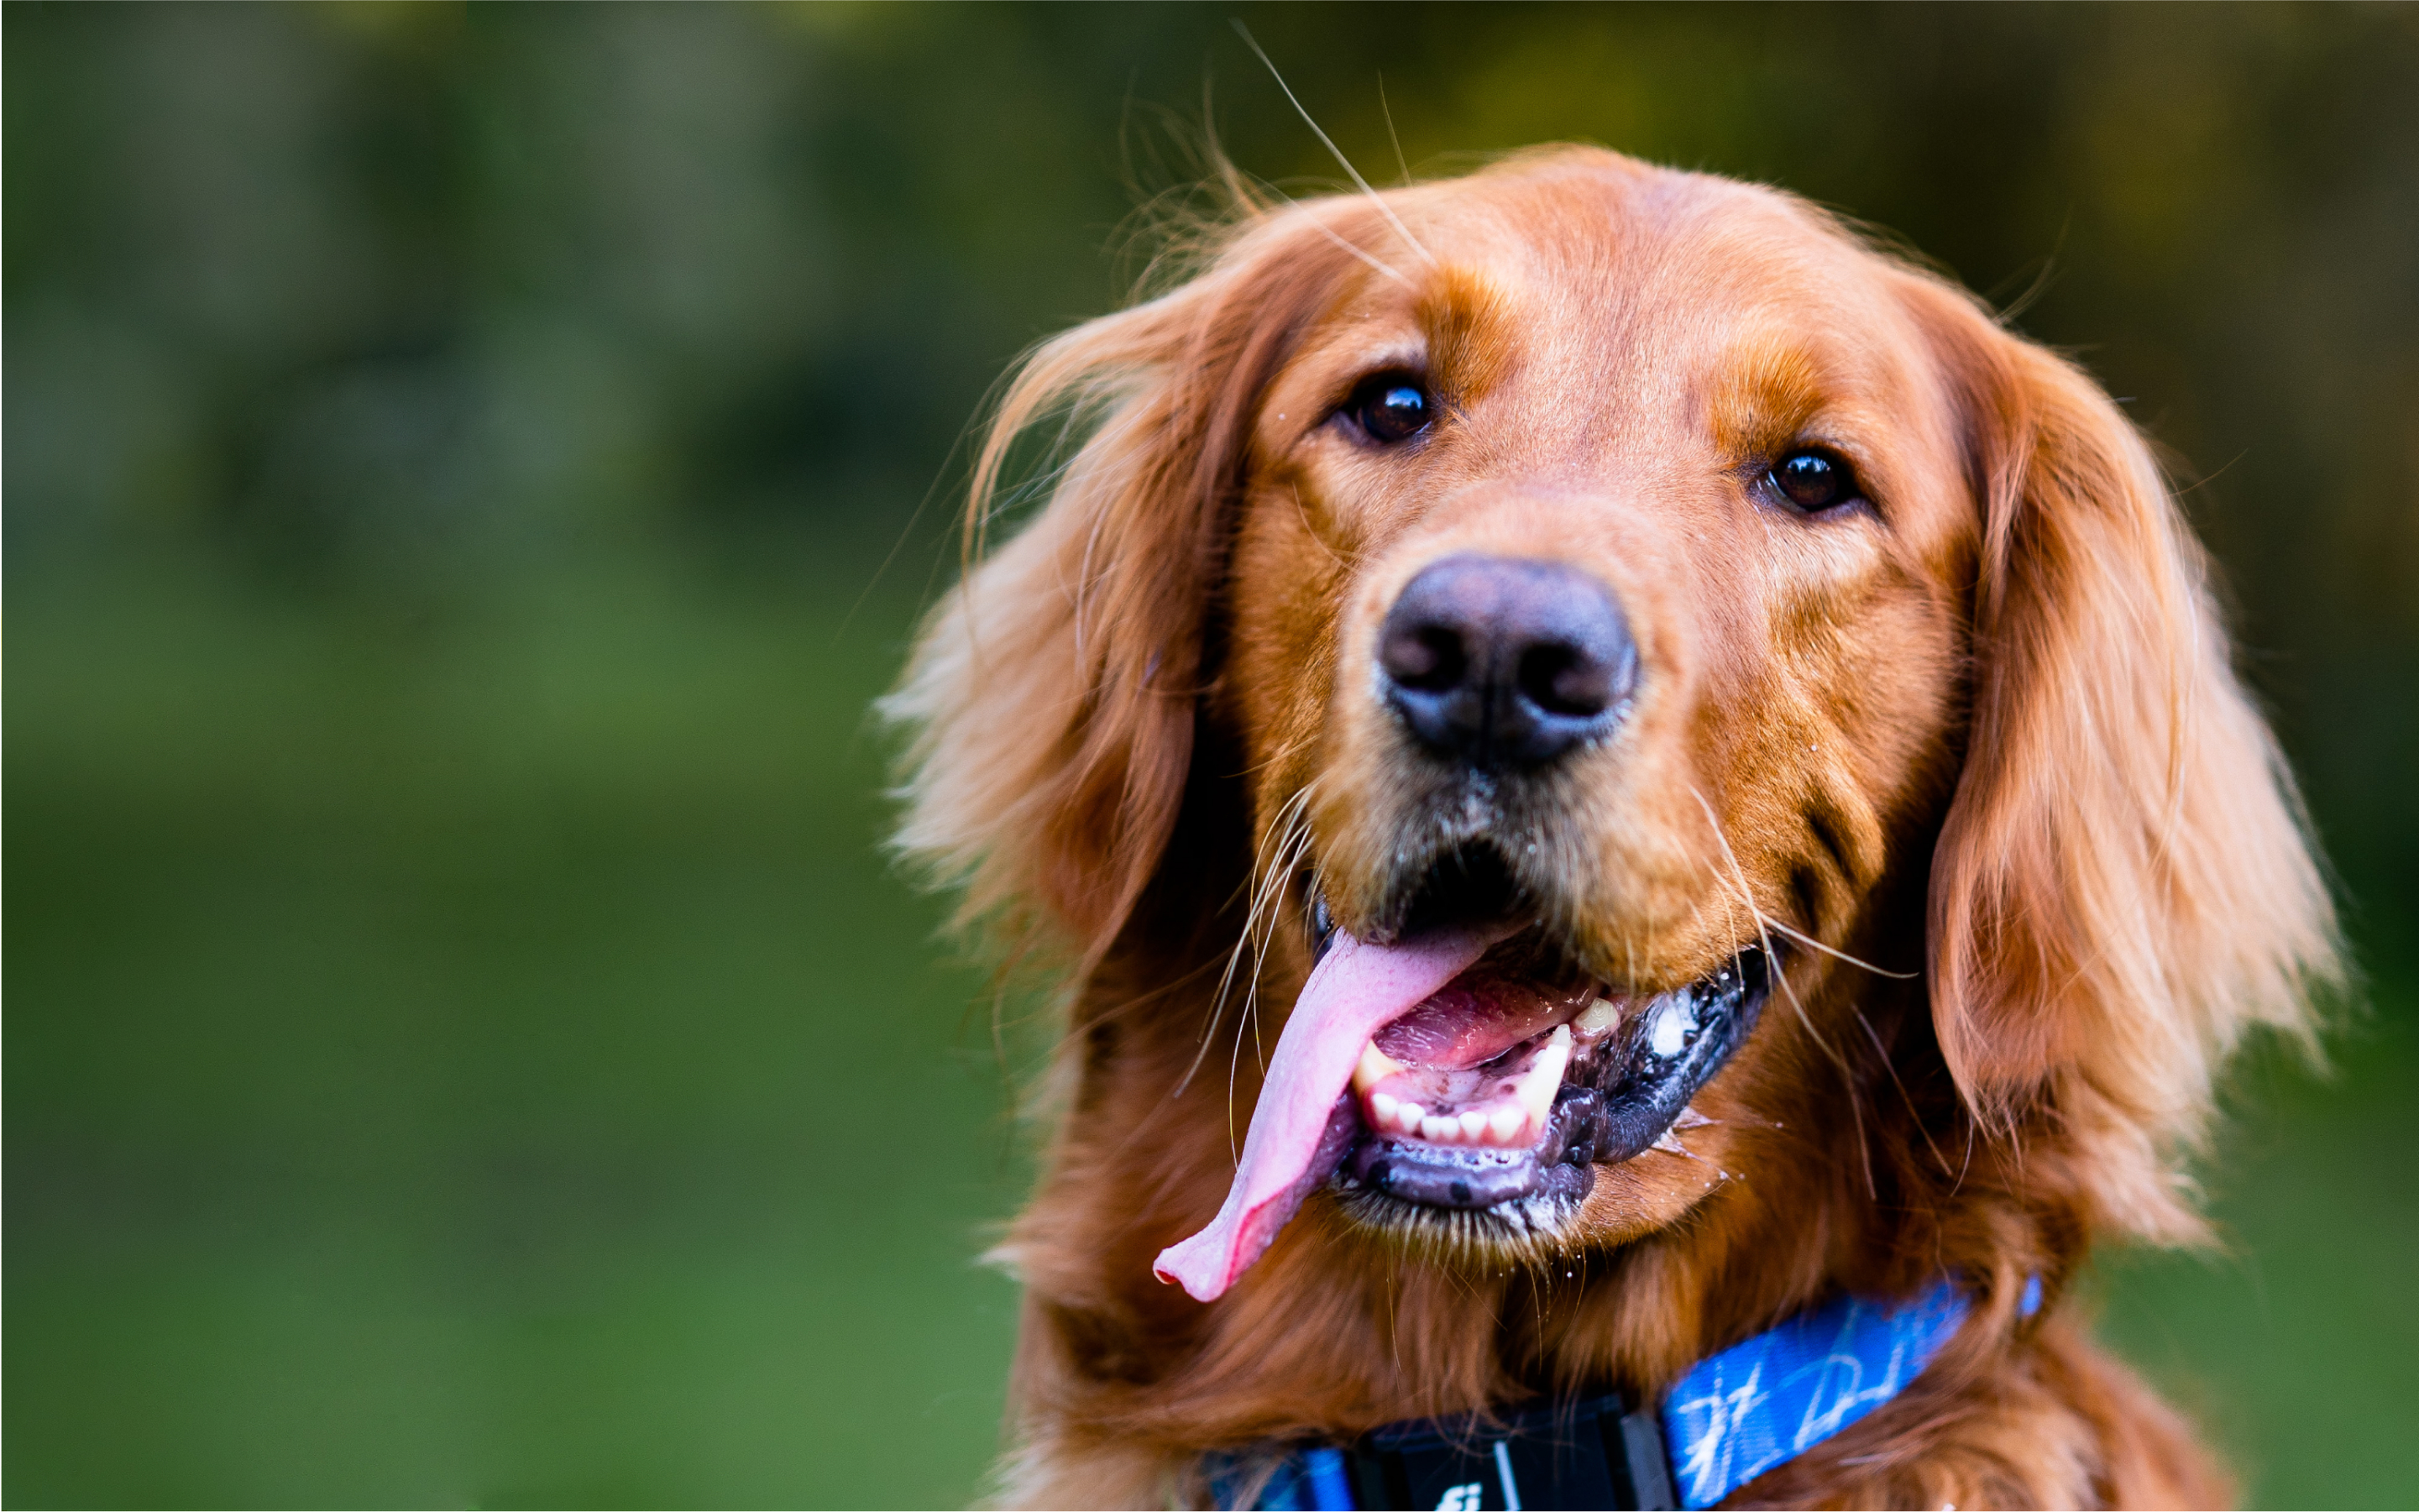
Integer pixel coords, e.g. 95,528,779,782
1182,792,1298,1095
1752,914,1919,980
1208,146,1412,285
1297,205,1414,287
1238,812,1318,1078
1682,784,1863,1075
1377,75,1412,186
1191,778,1322,1126
1688,783,1876,1198
1232,21,1436,266
1225,812,1308,1154
1289,484,1349,569
1852,1006,1956,1177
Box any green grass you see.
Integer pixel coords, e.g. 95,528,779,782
2089,1018,2419,1508
7,555,2414,1507
6,556,1028,1508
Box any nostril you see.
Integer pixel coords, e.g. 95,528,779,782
1518,642,1612,718
1382,625,1466,692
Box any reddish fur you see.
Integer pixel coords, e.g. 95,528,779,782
885,149,2335,1509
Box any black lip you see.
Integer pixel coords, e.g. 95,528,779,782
1337,946,1771,1216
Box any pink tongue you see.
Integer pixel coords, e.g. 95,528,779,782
1152,920,1513,1301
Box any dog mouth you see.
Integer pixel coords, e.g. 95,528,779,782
1153,866,1771,1302
1336,939,1767,1218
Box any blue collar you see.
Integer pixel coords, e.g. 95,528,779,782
1209,1275,2034,1510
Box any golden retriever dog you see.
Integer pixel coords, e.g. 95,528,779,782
886,147,2337,1509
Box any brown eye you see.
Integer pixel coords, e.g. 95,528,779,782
1348,374,1433,444
1771,448,1858,512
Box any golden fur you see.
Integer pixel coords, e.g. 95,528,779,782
886,147,2337,1509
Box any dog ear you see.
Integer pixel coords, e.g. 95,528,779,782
886,207,1366,974
1913,290,2339,1240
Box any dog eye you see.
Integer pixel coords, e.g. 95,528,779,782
1770,448,1860,513
1346,374,1433,444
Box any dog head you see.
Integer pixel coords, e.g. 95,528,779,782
889,148,2333,1311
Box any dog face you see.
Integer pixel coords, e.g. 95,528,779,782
1210,163,1982,1258
891,148,2330,1320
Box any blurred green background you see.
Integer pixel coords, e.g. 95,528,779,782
7,4,2416,1506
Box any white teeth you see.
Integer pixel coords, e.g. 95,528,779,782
1513,1025,1573,1133
1362,1022,1582,1150
1575,997,1624,1036
1353,1040,1406,1096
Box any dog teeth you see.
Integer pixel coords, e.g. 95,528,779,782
1359,1024,1578,1149
1369,1090,1437,1139
1353,1040,1406,1096
1575,996,1625,1037
1365,1087,1428,1137
1511,1025,1573,1136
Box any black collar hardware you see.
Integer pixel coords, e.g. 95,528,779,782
1209,1391,1674,1511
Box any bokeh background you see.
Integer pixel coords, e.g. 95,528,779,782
8,3,2416,1506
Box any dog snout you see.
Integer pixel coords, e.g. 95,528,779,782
1377,554,1636,770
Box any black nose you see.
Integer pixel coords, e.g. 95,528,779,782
1378,555,1636,770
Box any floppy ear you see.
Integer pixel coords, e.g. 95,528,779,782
1916,292,2339,1240
885,208,1363,973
